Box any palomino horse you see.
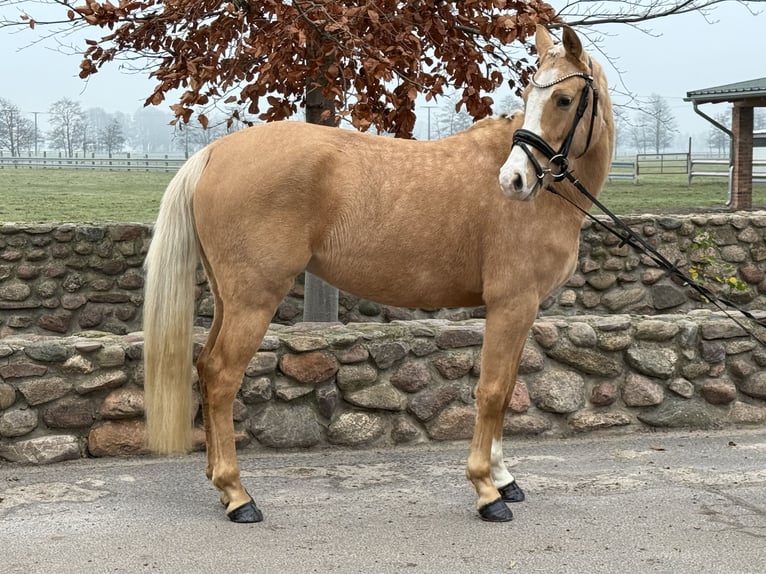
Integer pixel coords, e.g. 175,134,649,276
143,24,613,523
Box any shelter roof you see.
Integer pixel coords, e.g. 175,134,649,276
685,77,766,104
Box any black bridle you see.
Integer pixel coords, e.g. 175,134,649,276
512,60,599,188
512,59,766,346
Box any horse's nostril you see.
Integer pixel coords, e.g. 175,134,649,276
512,173,524,193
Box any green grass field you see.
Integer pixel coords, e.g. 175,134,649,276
1,167,764,224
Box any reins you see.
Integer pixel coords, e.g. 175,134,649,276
546,174,766,348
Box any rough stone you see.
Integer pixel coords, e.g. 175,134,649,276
43,396,96,428
622,374,664,407
668,378,695,398
24,341,72,363
282,335,328,352
701,320,747,340
568,322,597,347
435,326,484,349
730,402,766,425
391,415,422,444
0,362,47,379
739,372,766,400
531,322,559,348
0,383,16,409
88,419,148,456
251,403,321,448
408,385,460,422
635,320,680,341
0,406,38,437
279,351,339,385
546,342,622,377
336,363,378,391
637,400,725,429
625,345,678,379
335,344,369,364
597,332,632,352
241,377,272,404
96,345,126,367
327,411,385,445
502,413,551,435
0,435,81,464
37,311,72,333
245,352,278,376
76,370,128,394
426,405,476,440
586,272,618,291
99,387,145,418
518,347,545,374
316,382,339,419
274,378,314,401
369,341,409,369
590,382,618,406
410,339,438,357
594,316,632,332
431,351,474,380
509,381,530,413
569,411,632,432
390,361,432,393
63,354,96,373
602,288,645,311
530,370,585,414
681,361,710,380
700,341,726,363
17,377,71,406
700,380,737,405
345,382,406,411
729,358,755,379
651,284,687,310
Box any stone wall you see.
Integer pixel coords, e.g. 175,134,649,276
2,313,766,464
1,212,765,335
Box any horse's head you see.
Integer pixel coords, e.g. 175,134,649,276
499,25,612,201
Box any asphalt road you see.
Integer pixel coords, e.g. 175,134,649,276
1,429,765,574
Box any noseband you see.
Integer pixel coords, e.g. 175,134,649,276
512,59,599,186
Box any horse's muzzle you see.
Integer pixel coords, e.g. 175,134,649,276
499,148,539,201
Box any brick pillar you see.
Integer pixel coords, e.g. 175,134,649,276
730,105,754,210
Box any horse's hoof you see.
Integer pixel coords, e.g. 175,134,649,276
499,480,525,503
227,498,263,523
478,498,514,522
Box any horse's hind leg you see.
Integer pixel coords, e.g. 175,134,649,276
467,299,537,522
196,279,291,523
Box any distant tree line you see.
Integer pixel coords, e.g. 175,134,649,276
0,96,255,157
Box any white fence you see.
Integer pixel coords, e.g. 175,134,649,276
688,159,766,184
0,153,186,172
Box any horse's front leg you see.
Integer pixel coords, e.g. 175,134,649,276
467,301,536,522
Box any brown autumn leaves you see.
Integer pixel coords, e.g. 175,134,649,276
55,1,558,137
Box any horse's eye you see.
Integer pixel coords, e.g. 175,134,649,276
556,96,573,108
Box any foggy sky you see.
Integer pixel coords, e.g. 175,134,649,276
0,1,763,145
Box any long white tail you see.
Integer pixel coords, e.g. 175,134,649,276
143,148,209,454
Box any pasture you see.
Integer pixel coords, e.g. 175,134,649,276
1,166,765,224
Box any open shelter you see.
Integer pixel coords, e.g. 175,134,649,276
685,77,766,209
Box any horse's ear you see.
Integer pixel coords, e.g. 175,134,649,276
562,25,584,61
535,24,554,56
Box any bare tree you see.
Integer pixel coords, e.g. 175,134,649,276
98,117,126,154
0,98,35,156
643,93,678,154
48,98,84,157
707,111,730,156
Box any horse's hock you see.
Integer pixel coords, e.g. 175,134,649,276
1,212,766,462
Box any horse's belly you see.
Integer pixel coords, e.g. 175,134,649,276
307,257,484,310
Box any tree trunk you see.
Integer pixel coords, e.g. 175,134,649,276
302,44,339,323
